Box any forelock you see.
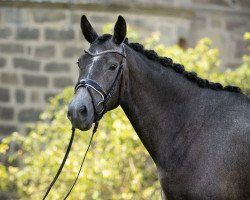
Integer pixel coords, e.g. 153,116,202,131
97,34,112,43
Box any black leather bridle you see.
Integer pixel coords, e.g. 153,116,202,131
74,44,126,124
43,44,126,200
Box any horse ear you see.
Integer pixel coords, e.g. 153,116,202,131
80,15,98,43
113,16,127,45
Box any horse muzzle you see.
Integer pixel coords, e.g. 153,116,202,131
67,87,94,131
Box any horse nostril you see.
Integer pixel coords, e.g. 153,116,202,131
79,106,87,117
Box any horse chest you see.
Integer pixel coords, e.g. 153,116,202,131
158,168,239,200
161,176,248,200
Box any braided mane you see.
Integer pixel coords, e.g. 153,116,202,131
98,34,242,94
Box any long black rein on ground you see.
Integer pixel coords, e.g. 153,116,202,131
42,45,126,199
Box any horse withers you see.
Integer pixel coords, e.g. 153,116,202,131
68,16,250,200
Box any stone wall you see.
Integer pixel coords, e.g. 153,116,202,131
0,0,249,137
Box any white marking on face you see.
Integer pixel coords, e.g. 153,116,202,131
90,56,100,68
87,50,100,78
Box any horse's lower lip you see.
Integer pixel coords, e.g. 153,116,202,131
72,122,91,131
80,122,92,131
71,115,94,131
81,122,93,131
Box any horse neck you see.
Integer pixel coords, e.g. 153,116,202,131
120,47,203,166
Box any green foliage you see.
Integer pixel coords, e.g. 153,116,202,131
0,88,160,200
0,26,249,199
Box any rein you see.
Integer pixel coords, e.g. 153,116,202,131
42,44,126,199
42,127,95,200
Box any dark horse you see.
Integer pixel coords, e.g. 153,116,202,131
67,16,250,200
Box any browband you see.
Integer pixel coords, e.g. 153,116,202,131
84,49,126,58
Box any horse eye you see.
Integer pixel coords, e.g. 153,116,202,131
109,64,118,70
76,61,80,67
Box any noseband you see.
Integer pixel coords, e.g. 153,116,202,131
74,44,126,123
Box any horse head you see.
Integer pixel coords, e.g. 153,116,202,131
68,16,127,131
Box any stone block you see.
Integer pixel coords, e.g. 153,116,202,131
192,0,229,6
0,125,17,135
0,58,6,68
226,20,246,31
192,16,207,30
22,74,48,87
16,28,39,40
227,62,242,70
0,27,12,38
70,13,82,24
30,90,41,103
33,10,66,23
0,73,19,85
45,29,74,41
235,39,248,58
63,46,82,58
18,108,42,122
3,8,24,25
239,0,250,8
177,26,189,37
210,17,222,28
13,58,40,71
15,89,26,103
90,15,113,24
44,62,70,72
35,45,55,58
0,44,24,54
0,107,14,120
0,88,10,102
53,77,73,88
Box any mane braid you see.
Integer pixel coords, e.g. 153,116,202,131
96,34,242,94
123,39,242,94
